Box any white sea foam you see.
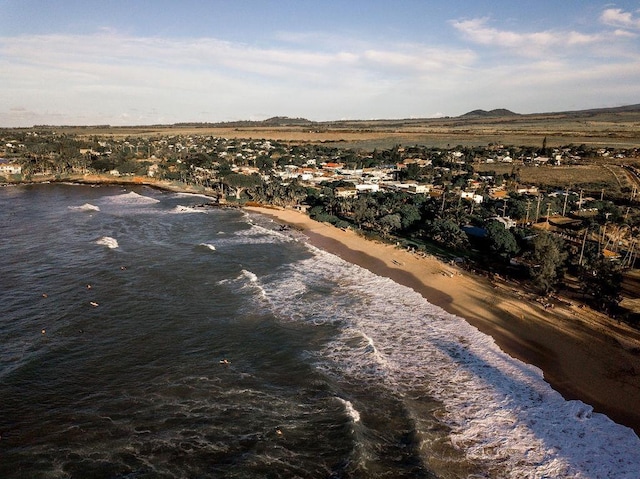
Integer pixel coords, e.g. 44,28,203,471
101,191,160,205
241,270,258,283
228,269,267,300
95,236,119,249
171,192,211,200
198,243,216,251
215,223,296,247
68,203,100,212
171,205,207,214
336,397,361,423
249,236,640,478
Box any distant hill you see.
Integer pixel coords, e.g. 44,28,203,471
551,103,640,117
167,105,640,129
459,108,519,118
261,116,313,126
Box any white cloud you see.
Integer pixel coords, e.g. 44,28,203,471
0,19,639,127
450,17,605,57
600,8,640,30
0,30,481,125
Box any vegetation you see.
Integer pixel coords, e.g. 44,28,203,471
1,124,639,325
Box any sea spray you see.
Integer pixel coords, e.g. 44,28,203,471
198,243,217,251
95,236,119,249
336,397,361,423
69,203,100,212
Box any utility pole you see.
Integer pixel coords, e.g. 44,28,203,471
525,199,531,224
622,237,635,268
578,228,588,266
562,186,570,217
535,194,542,222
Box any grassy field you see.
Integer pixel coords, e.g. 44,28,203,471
48,106,640,150
473,163,630,196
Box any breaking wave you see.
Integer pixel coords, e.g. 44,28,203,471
252,240,640,478
95,236,119,249
69,203,100,212
101,191,160,206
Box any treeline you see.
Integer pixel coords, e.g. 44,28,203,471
2,129,637,321
303,185,627,318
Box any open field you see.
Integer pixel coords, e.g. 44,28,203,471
474,163,628,196
37,105,640,150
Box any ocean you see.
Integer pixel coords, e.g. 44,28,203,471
1,183,639,478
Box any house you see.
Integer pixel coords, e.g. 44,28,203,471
0,159,22,175
322,162,345,171
515,186,540,196
335,186,357,198
460,191,483,204
356,184,379,193
488,187,508,200
406,184,430,194
490,216,517,229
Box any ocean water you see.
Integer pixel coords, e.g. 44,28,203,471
1,183,639,479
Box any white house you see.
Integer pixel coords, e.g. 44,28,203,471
406,184,430,194
335,186,357,198
460,191,483,204
0,159,21,175
356,183,379,193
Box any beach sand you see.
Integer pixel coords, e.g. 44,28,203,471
245,205,640,436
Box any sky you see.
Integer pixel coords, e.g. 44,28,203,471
1,0,639,126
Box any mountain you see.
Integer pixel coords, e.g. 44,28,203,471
459,108,519,118
261,116,313,126
552,103,640,116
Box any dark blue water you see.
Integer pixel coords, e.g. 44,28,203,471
1,183,639,479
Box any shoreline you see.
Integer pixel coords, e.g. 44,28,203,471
245,205,640,437
8,177,640,436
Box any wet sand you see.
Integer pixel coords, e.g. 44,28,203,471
245,205,640,437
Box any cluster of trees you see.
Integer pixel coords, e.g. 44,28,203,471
2,129,635,318
304,186,628,317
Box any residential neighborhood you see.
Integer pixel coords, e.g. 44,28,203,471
1,127,639,318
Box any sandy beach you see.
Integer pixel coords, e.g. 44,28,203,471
245,205,640,436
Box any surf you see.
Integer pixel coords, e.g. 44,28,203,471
95,236,119,249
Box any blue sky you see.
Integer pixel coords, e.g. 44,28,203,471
1,1,639,126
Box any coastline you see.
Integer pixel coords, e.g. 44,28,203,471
7,177,640,435
245,205,640,437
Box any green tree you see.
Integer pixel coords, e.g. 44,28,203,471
379,213,402,237
527,233,568,293
398,203,421,232
580,256,623,313
352,195,377,228
223,173,262,200
485,220,519,262
400,162,421,181
427,218,469,250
